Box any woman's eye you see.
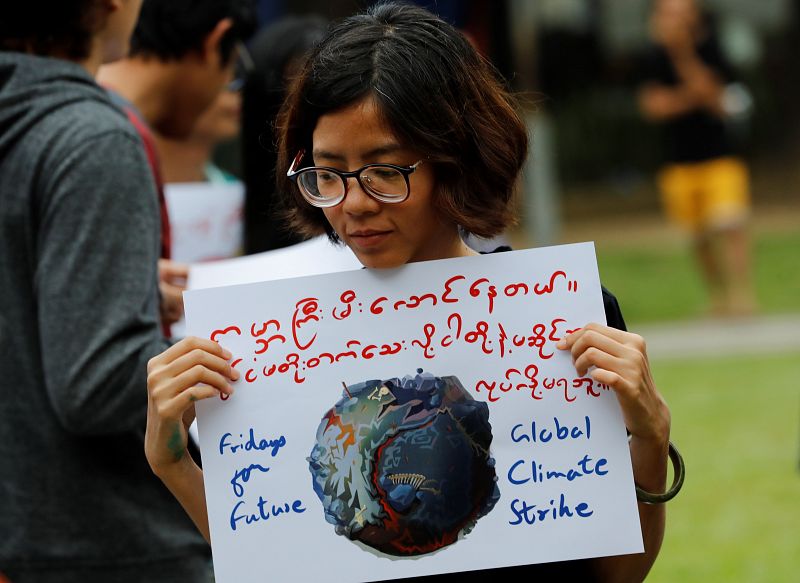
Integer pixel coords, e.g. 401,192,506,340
373,168,401,180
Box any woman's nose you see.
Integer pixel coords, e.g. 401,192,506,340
341,176,381,215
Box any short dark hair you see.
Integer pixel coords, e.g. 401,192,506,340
276,2,528,242
130,0,256,64
0,1,107,60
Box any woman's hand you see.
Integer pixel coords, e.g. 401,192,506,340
557,323,671,485
145,337,239,477
558,323,671,581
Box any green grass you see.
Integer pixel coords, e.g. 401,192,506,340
646,352,800,582
595,231,800,324
753,232,800,314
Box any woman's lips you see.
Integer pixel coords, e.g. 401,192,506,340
348,230,392,248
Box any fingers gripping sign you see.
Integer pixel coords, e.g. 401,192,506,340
145,337,240,476
556,323,670,445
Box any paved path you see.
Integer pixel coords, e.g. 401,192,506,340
633,313,800,360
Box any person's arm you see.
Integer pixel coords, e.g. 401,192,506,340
37,130,170,434
558,324,670,583
671,42,725,110
145,336,239,542
638,82,703,121
639,17,725,121
638,54,725,122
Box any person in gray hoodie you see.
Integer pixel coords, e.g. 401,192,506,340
0,1,211,581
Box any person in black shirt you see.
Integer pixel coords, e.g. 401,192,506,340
638,0,757,316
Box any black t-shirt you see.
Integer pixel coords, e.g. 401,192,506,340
639,33,736,163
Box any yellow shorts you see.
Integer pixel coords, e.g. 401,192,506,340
657,157,751,231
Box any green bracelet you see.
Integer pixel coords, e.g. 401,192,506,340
635,441,685,504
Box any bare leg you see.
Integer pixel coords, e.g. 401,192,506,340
693,230,726,315
695,224,758,317
719,225,758,316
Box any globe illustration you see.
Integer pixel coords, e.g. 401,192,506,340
308,369,499,556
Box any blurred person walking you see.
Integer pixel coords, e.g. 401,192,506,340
0,1,214,581
98,0,256,328
638,0,757,317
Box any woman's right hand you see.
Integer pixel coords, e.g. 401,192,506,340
145,337,239,477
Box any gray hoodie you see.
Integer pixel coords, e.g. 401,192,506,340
0,53,209,581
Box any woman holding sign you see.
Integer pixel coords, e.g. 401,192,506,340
145,3,676,581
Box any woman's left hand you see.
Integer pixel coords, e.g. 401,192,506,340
559,326,670,583
557,323,670,448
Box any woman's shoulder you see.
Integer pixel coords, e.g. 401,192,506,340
601,286,627,331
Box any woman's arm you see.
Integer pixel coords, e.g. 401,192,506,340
558,324,671,583
145,336,239,542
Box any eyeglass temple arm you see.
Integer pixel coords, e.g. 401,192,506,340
287,150,306,177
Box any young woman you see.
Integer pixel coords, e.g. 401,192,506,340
146,3,672,580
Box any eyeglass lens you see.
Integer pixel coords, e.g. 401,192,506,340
299,167,408,201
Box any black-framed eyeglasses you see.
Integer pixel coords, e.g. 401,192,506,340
287,150,423,208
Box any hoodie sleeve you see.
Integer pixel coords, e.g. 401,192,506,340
34,128,169,435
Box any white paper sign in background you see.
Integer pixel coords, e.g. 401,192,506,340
184,243,643,582
164,181,245,264
173,236,361,340
188,236,361,290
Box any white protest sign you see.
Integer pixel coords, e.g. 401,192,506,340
174,237,361,339
164,181,244,263
188,236,361,290
184,243,643,582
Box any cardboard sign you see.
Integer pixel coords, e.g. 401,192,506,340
184,243,643,582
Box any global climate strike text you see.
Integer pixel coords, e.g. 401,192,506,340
506,416,609,526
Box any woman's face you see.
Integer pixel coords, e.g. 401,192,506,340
191,89,241,144
312,97,467,269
